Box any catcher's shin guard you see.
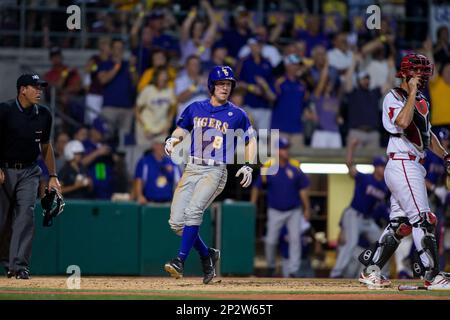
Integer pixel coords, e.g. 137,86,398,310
359,217,412,269
413,212,440,281
412,250,426,278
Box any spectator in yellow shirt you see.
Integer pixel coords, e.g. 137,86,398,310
137,49,177,93
430,60,450,128
135,67,176,148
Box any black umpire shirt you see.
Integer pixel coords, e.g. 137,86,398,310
0,98,52,164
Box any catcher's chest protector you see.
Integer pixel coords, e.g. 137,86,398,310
393,88,431,151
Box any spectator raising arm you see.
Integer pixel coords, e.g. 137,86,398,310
255,76,276,102
344,53,360,93
98,62,121,85
180,7,198,44
314,57,329,97
346,138,359,179
201,0,219,49
130,10,146,49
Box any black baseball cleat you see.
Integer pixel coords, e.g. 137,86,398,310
15,269,30,280
201,248,220,284
4,267,15,278
164,257,184,279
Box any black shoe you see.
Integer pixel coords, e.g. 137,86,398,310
4,267,15,278
201,248,220,284
266,267,276,277
15,269,30,280
164,257,184,279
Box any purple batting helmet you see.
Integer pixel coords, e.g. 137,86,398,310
207,65,236,94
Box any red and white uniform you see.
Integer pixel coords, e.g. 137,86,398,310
382,88,431,225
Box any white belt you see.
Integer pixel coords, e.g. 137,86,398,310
188,156,225,166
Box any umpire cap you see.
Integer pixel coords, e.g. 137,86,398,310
16,74,48,90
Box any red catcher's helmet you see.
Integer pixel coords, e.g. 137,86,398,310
395,53,434,88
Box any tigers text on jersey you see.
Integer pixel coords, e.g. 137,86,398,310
177,99,255,163
382,88,431,158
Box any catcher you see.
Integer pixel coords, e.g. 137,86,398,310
358,53,450,289
0,74,62,279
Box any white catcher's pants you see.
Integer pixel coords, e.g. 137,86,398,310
384,157,433,268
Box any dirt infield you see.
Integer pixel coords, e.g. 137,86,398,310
0,277,449,300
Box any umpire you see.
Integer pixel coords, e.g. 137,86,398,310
0,74,61,279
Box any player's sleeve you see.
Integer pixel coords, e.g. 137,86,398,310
41,107,53,144
354,172,364,184
134,158,144,179
297,169,311,190
382,92,404,133
176,103,194,131
239,110,256,143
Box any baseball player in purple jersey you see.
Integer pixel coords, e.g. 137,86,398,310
330,139,389,278
163,66,257,284
423,128,450,269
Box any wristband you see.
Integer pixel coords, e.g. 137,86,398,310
49,174,58,178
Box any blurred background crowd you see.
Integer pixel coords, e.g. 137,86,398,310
0,0,449,278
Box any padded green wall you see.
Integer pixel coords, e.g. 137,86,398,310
31,201,255,275
140,205,212,276
220,202,255,275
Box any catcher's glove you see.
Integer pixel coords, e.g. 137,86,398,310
41,187,65,227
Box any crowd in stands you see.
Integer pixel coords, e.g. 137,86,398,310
18,1,447,204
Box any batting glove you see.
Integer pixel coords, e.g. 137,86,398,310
165,137,180,156
236,165,253,188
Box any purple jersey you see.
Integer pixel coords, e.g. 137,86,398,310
424,151,445,185
350,172,389,216
177,99,255,163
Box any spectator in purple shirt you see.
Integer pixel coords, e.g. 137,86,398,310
271,54,308,150
180,0,218,66
236,38,276,133
309,57,343,148
220,6,254,58
342,53,393,149
296,15,330,57
97,39,138,148
83,36,111,125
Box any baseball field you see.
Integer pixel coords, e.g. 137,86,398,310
0,277,449,300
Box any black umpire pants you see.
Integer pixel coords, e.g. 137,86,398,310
0,165,41,272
